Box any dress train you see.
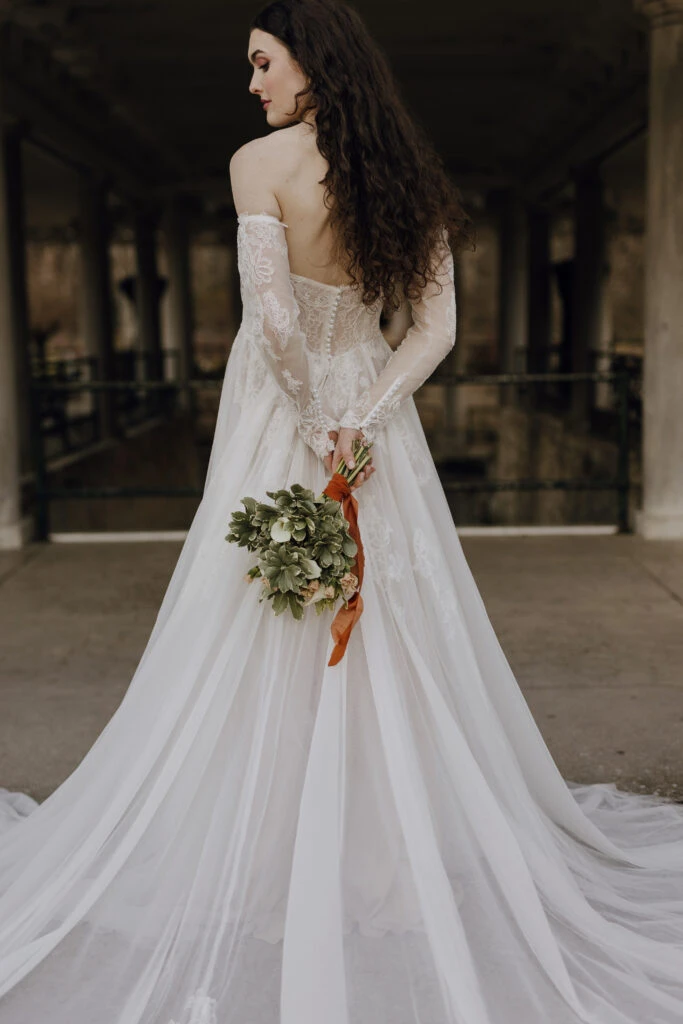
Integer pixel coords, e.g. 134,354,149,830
1,213,683,1023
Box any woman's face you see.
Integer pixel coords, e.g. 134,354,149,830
247,28,311,127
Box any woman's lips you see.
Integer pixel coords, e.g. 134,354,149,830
262,100,271,109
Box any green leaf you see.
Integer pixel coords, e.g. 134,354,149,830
276,566,301,593
288,593,304,620
342,536,358,557
298,556,321,579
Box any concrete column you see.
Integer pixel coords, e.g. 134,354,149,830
571,167,607,423
78,173,116,438
134,209,163,380
497,191,528,403
163,198,195,407
635,0,683,538
526,207,551,378
0,117,31,548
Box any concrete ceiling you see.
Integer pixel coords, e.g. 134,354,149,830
1,0,649,205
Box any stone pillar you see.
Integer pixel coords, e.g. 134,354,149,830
635,0,683,538
570,167,607,423
0,118,31,548
78,173,116,438
497,191,528,402
134,209,163,381
163,197,195,408
526,207,551,381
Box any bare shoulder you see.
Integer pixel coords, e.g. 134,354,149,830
230,124,305,166
229,126,309,218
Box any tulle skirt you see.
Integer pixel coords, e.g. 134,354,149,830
2,347,683,1024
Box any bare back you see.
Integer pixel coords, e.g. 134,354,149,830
230,122,413,340
230,122,354,286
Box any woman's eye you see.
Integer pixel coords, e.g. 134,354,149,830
259,62,270,72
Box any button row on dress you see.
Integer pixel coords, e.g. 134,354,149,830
318,288,343,394
325,289,343,359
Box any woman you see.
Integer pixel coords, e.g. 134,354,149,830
2,1,683,1022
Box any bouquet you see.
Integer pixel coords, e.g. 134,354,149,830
226,438,372,665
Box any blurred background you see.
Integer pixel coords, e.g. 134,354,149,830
2,0,681,541
1,1,682,799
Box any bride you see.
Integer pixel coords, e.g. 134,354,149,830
2,1,683,1021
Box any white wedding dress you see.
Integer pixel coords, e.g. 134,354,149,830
2,211,683,1024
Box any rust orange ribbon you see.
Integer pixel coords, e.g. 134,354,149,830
322,472,365,667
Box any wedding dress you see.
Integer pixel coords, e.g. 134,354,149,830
2,211,683,1024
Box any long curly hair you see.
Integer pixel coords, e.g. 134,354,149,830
250,0,473,311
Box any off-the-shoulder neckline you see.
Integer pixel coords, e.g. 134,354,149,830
237,212,356,290
237,211,289,227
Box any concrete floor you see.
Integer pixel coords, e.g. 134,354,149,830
1,535,682,803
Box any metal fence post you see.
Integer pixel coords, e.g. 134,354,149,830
616,368,631,534
28,381,49,541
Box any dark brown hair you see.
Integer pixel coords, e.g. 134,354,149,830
250,0,473,310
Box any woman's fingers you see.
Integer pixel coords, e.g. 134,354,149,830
324,430,339,474
350,464,376,492
333,443,350,471
326,427,374,485
335,426,362,471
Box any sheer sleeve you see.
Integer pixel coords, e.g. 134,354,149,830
339,228,457,442
236,212,336,460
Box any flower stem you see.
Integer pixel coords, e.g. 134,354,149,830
336,439,373,485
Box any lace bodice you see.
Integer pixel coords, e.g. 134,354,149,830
236,212,457,459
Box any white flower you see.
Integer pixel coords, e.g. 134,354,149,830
270,517,292,542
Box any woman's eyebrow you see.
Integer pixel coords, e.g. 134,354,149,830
249,48,268,63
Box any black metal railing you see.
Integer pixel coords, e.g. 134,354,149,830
28,369,634,540
431,369,632,532
29,350,183,457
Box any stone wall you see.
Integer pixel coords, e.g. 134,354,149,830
491,404,635,527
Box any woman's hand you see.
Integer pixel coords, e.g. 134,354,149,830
324,428,376,492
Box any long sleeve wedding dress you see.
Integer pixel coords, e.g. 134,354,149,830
2,211,683,1024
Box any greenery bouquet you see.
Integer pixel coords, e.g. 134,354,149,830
226,439,372,665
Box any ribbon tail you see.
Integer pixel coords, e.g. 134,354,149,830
322,473,365,666
328,593,364,667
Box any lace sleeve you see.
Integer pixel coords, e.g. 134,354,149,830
339,228,457,442
236,212,336,460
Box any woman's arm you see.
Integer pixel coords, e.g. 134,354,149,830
339,228,457,444
230,146,336,460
